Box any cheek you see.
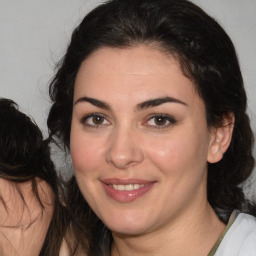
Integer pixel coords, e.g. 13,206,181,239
145,135,186,166
145,131,209,174
70,131,102,175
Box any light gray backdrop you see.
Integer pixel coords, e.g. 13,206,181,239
0,0,255,199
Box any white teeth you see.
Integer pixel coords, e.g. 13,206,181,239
125,184,133,191
133,184,140,190
111,184,145,191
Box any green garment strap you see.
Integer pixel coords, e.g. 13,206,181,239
207,210,239,256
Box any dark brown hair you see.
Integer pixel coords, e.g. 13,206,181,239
47,0,255,254
0,98,66,256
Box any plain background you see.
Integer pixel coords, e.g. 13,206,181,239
0,0,255,199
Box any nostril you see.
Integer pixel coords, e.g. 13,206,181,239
105,127,144,168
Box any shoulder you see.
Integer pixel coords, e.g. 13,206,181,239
215,213,256,256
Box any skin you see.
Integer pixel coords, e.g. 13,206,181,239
0,178,54,256
70,45,232,256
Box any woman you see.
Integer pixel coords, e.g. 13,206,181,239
0,98,65,256
47,0,256,255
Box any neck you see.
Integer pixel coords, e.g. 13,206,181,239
111,202,225,256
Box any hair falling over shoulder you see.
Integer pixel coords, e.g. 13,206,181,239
0,98,66,255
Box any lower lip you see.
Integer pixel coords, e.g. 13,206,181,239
102,182,155,203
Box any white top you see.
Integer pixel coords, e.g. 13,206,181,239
215,212,256,255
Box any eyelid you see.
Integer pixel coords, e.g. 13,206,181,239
144,113,177,129
80,113,111,127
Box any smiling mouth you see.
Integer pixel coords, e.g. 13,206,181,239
109,184,146,191
101,180,155,202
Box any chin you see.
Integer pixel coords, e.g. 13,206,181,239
109,224,149,237
102,214,154,236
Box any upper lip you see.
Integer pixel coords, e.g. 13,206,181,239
101,178,155,185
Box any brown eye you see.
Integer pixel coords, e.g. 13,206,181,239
81,114,110,127
92,115,104,125
146,114,176,129
154,116,167,126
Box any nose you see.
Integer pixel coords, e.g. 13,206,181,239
106,127,144,169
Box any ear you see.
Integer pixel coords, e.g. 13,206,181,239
207,113,235,164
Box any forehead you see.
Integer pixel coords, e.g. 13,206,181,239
74,45,199,106
79,45,178,74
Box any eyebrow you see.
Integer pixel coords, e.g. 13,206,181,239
136,96,187,111
74,97,111,110
74,96,187,111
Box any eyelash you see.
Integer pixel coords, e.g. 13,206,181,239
144,114,176,129
80,113,176,129
80,113,110,128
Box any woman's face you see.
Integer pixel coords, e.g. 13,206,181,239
70,45,216,235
